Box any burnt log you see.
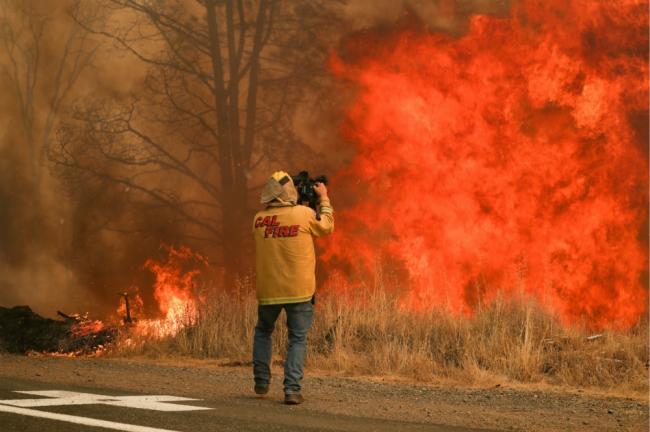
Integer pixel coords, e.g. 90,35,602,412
57,310,79,323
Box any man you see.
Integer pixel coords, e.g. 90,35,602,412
252,171,334,405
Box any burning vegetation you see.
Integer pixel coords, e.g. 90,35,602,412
0,245,206,356
325,0,648,329
127,245,208,339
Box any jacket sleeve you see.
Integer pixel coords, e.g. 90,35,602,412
308,198,334,237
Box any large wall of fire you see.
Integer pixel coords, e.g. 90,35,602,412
323,0,649,329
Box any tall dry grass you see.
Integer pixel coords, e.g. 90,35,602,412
113,278,649,393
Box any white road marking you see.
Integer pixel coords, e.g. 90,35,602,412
0,404,183,432
0,390,213,431
0,390,212,411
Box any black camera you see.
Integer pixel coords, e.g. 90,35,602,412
292,171,327,218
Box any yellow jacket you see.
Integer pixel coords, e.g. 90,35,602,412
253,199,334,305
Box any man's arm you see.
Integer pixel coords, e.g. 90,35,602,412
309,182,334,236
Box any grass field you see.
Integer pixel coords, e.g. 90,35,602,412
113,279,649,394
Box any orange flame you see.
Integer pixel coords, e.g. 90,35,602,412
70,320,105,337
325,0,649,329
124,245,208,338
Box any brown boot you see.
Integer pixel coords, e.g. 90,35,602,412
284,393,304,405
254,384,269,395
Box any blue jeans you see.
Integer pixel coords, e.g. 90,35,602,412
253,300,314,394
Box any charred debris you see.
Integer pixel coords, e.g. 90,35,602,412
0,305,118,355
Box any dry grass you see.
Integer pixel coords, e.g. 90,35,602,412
112,279,649,393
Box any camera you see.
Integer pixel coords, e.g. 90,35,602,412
292,171,327,218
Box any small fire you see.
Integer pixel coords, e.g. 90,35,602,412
123,245,208,338
325,0,648,329
53,244,208,356
71,319,105,337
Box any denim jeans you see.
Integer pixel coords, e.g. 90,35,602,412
253,300,314,394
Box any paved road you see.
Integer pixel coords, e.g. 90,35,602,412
0,377,486,432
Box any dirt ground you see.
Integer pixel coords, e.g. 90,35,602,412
0,353,646,431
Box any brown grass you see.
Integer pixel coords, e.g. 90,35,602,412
112,279,649,393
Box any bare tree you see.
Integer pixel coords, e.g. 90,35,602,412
0,0,98,190
53,0,337,285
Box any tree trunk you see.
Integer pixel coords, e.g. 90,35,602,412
205,0,241,288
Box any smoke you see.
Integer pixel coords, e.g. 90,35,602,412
0,64,81,315
0,0,152,317
0,251,84,315
1,0,247,318
336,0,511,34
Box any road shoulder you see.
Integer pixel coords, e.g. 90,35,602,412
0,354,646,431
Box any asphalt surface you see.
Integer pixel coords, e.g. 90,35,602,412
0,376,489,432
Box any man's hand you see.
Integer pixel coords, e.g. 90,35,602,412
314,182,328,200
